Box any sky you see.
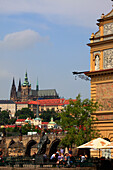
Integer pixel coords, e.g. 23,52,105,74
0,0,112,100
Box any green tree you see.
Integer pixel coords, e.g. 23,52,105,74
8,118,16,125
21,124,31,135
59,94,100,147
21,124,38,135
15,108,34,119
40,109,60,122
0,110,10,125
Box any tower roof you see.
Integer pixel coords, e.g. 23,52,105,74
22,71,31,86
12,77,15,86
18,79,21,91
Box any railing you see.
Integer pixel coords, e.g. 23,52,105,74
0,156,96,168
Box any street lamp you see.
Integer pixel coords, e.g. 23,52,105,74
72,71,90,81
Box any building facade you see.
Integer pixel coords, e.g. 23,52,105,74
0,100,16,117
10,71,59,102
28,98,76,115
85,9,113,143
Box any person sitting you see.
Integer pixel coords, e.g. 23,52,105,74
69,148,72,155
57,153,64,167
81,155,85,162
63,153,68,167
50,153,57,162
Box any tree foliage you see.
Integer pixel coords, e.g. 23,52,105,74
15,108,34,119
40,109,60,122
0,110,16,125
59,94,100,147
0,110,10,125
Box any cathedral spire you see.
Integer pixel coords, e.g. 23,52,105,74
23,71,30,86
18,78,21,92
10,77,16,101
25,71,28,82
12,77,15,86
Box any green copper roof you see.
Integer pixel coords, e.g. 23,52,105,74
35,117,41,121
49,117,56,124
23,71,31,86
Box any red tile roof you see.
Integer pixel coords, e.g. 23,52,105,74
4,125,22,128
5,125,16,128
28,101,37,105
42,122,49,125
28,98,76,106
16,98,76,106
16,119,26,122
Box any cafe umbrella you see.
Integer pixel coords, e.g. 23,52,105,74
77,138,110,157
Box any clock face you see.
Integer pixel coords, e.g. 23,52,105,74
95,55,100,71
103,49,113,69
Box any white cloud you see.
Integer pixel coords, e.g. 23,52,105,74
0,30,49,50
0,0,112,27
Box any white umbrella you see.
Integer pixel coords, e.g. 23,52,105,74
77,138,110,157
77,138,110,149
102,142,113,149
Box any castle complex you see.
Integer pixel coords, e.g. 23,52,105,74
10,71,59,102
85,8,113,142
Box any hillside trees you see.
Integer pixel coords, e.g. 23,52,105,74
0,110,9,125
15,108,34,119
40,109,60,122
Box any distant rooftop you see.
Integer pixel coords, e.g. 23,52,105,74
0,100,15,104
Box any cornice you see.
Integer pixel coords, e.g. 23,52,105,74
85,68,113,77
87,38,113,47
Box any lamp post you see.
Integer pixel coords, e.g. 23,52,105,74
72,71,90,81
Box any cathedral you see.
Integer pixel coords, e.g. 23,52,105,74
10,72,59,102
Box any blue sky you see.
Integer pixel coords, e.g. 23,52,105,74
0,0,112,100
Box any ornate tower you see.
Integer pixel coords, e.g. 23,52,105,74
10,78,17,101
21,71,31,102
85,9,113,141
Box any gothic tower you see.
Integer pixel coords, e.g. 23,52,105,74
10,78,17,101
21,71,31,102
85,8,113,143
18,79,21,92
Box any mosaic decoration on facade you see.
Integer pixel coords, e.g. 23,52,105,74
104,23,113,35
96,82,113,111
95,31,100,38
103,49,113,69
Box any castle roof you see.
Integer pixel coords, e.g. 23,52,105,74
28,98,76,106
38,89,58,97
29,89,59,99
